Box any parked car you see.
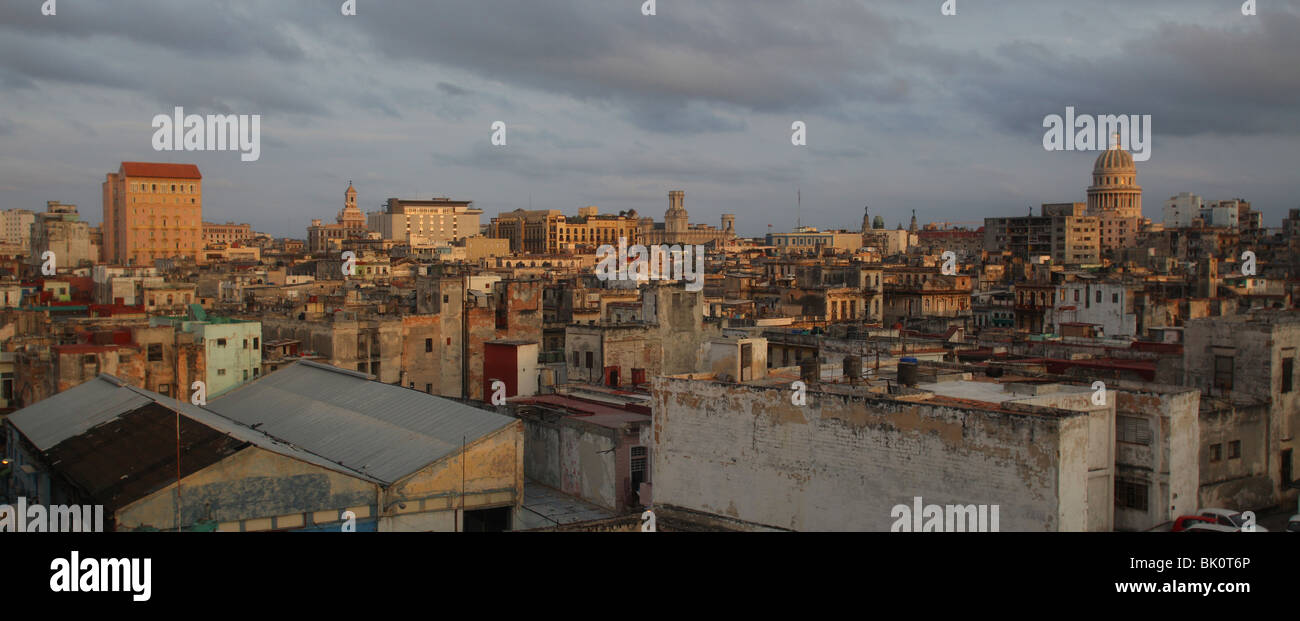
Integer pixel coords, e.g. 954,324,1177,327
1172,515,1214,532
1286,515,1300,533
1196,507,1269,532
1184,522,1241,532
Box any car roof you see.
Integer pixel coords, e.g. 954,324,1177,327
1197,508,1239,516
1185,523,1239,532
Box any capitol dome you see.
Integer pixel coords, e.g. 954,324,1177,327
1093,147,1135,174
1086,137,1143,227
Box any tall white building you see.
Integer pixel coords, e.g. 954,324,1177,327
367,197,481,247
1162,192,1202,228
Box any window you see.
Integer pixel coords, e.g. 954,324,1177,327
147,343,163,362
1095,290,1102,303
1112,293,1119,304
572,351,580,367
1283,357,1294,393
1115,480,1148,511
631,446,648,495
425,338,433,353
216,338,227,347
253,337,259,349
1117,415,1151,445
585,351,594,369
1213,355,1234,391
1229,440,1241,459
1209,443,1222,462
217,368,227,376
243,369,249,381
425,383,432,393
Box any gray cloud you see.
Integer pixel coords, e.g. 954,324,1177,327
0,0,1295,237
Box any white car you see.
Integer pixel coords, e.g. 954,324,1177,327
1183,522,1241,533
1197,507,1269,532
1286,515,1300,533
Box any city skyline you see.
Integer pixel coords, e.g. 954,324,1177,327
1,0,1298,238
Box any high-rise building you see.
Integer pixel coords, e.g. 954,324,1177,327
984,203,1100,265
102,162,203,265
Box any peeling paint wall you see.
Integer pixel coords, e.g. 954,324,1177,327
380,422,523,531
262,316,402,383
652,377,1100,531
1197,401,1272,510
1185,315,1300,510
521,414,618,510
1112,386,1200,531
999,389,1113,531
116,446,377,531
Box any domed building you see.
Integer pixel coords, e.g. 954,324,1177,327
1085,136,1145,252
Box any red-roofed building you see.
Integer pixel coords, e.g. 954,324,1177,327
119,162,202,179
102,161,203,265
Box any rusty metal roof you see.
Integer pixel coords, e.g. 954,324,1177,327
206,361,517,484
5,375,389,511
8,374,384,478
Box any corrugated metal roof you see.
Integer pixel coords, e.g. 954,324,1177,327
8,375,149,450
206,361,517,485
6,375,385,485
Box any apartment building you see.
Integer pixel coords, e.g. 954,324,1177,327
101,162,203,265
368,197,482,247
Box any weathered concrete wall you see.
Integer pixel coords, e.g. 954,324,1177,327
381,422,523,531
1112,385,1200,531
263,316,402,383
1198,401,1272,510
647,287,716,375
602,329,656,387
652,377,1093,531
1005,389,1113,531
401,314,444,394
117,446,378,531
1185,314,1300,510
521,415,618,510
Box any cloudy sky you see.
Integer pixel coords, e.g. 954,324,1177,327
0,0,1296,238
